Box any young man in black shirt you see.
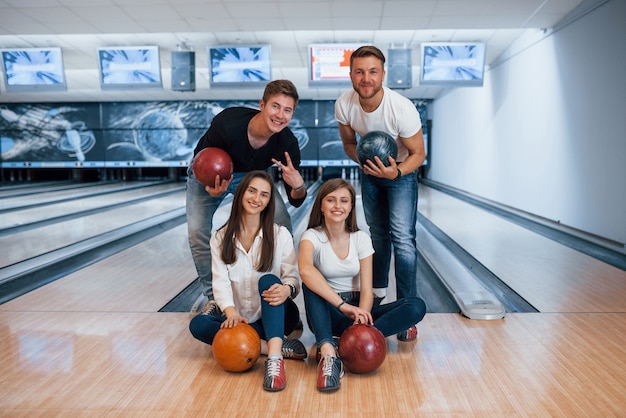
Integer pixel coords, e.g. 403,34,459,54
187,80,307,317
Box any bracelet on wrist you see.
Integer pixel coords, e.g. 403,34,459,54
337,301,346,310
293,182,305,191
286,283,297,299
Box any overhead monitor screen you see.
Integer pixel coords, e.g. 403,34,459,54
420,42,486,86
1,47,67,92
209,45,271,87
97,46,162,89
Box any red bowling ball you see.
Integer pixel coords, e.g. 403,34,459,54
338,323,387,374
192,147,233,188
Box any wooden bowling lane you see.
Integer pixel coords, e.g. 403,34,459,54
0,222,196,313
1,180,626,414
0,190,186,269
0,182,183,230
0,179,77,197
0,310,624,415
3,214,626,417
418,185,626,313
0,180,167,212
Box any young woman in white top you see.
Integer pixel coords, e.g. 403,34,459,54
189,170,306,392
298,178,426,392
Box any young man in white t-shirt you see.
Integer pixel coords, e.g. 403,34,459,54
334,45,426,342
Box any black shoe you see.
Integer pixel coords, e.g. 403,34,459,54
282,338,307,360
200,300,222,316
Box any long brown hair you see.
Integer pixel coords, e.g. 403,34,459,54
219,170,276,271
307,178,359,233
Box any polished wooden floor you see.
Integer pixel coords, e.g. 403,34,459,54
1,181,625,417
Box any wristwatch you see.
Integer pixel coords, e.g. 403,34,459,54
393,168,402,181
286,283,297,299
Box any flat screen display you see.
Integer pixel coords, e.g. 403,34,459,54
1,47,67,92
209,45,271,87
97,46,162,89
308,44,359,87
420,42,486,86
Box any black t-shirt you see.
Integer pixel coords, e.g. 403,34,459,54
194,107,301,171
193,106,305,207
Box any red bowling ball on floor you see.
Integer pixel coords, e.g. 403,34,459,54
338,323,387,373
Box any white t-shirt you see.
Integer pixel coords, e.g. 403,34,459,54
334,86,422,162
300,228,374,293
211,224,299,323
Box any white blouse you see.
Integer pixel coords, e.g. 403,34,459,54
211,224,300,323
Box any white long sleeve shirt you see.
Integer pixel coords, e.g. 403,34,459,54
211,224,300,323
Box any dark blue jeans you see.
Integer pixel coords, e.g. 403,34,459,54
302,284,426,348
361,172,418,300
189,274,300,344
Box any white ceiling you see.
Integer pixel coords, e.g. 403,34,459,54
0,0,585,103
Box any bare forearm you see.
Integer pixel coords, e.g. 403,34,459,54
398,152,425,175
343,142,358,163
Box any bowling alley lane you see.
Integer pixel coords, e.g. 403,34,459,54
0,189,185,268
0,222,196,313
417,185,626,314
0,180,625,415
0,181,163,212
0,310,624,415
0,180,80,198
0,182,183,230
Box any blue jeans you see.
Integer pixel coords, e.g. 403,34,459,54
361,172,418,300
189,274,301,344
186,166,292,298
302,285,426,348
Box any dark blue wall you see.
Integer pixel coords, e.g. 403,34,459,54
0,99,427,170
